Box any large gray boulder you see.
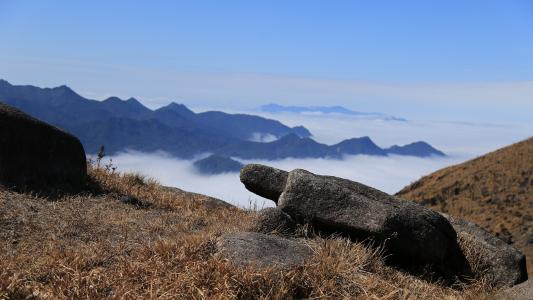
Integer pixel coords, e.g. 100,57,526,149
249,207,297,235
0,103,87,191
493,279,532,300
240,164,470,278
442,214,528,288
215,232,313,268
240,164,287,203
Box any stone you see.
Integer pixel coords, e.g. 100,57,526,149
442,214,528,288
0,103,87,191
249,207,297,235
277,168,470,277
493,279,532,300
240,164,287,203
161,186,236,210
215,232,313,269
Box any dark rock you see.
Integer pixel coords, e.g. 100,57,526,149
493,279,532,300
249,207,297,235
277,168,470,278
215,232,313,268
240,164,288,203
0,103,87,191
442,214,528,288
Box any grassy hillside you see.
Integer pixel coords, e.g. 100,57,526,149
0,163,492,299
397,137,533,276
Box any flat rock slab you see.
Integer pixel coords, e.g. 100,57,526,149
216,232,313,269
493,279,532,300
442,214,528,288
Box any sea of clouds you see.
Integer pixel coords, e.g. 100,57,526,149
107,114,533,208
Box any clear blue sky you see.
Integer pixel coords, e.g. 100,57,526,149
1,0,532,121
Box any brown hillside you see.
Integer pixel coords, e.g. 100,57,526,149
397,137,533,276
0,162,491,299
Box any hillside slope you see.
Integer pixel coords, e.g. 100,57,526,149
397,137,533,275
0,164,492,299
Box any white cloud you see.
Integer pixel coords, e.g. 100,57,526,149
108,150,468,209
105,116,532,209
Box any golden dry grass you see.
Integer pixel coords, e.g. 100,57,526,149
0,163,493,299
397,137,533,276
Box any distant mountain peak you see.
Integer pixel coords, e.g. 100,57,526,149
386,141,445,157
193,154,243,174
260,103,407,121
53,85,76,94
158,102,196,116
104,96,122,103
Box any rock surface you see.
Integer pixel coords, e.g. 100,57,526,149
240,164,471,278
240,164,288,203
215,232,313,268
0,103,87,191
277,169,469,277
493,279,532,300
442,213,528,288
249,207,297,235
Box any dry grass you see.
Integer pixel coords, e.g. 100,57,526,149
397,137,533,276
0,163,492,299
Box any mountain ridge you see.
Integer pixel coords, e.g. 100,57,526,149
0,79,444,160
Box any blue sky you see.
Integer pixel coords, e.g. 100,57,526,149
1,0,532,121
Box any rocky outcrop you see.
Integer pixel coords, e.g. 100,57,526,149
279,168,470,277
240,164,287,202
493,279,532,300
215,232,313,268
249,207,297,235
241,164,470,278
443,214,528,288
0,103,87,191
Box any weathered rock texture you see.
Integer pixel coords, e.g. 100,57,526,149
493,279,532,300
443,213,528,288
240,164,471,278
278,168,469,277
215,232,313,268
0,103,87,191
249,207,297,235
240,164,287,203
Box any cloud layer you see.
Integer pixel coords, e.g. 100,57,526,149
105,115,532,208
108,151,468,209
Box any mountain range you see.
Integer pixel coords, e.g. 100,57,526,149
0,79,443,160
260,103,407,121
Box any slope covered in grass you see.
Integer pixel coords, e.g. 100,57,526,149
397,137,533,276
0,163,492,299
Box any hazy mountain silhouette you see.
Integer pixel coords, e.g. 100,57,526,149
260,103,407,121
0,79,444,159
